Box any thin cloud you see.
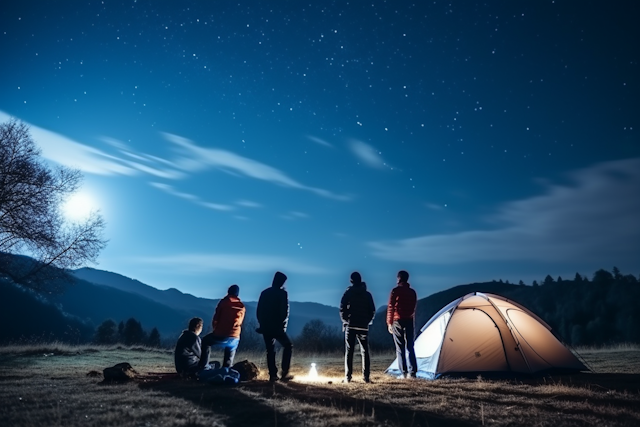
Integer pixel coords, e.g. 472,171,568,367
122,160,185,179
348,139,387,169
100,136,185,178
1,112,349,203
370,158,640,265
161,132,350,200
0,111,135,176
424,203,445,211
307,135,333,147
149,182,234,211
236,200,262,208
136,253,328,275
281,211,309,220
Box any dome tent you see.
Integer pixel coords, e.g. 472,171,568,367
386,292,588,379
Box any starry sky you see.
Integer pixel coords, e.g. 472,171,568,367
1,1,638,307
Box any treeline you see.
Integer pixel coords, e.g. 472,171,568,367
94,318,162,348
509,267,640,345
367,266,640,348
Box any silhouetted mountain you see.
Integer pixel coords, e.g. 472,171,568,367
71,267,341,337
6,253,635,348
0,278,93,343
52,279,195,339
73,268,216,317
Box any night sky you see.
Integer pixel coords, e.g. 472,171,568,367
1,1,638,307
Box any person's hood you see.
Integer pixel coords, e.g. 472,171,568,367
272,271,287,288
397,281,411,288
351,281,367,290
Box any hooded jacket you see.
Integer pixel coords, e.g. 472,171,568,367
386,281,417,325
212,295,246,338
256,271,289,334
340,281,376,330
174,329,201,374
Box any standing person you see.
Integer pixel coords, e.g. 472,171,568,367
174,317,203,376
199,284,246,369
256,271,293,382
340,271,376,383
386,270,418,378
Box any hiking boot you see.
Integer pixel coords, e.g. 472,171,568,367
363,377,372,383
408,373,417,379
280,374,294,383
342,377,352,383
268,376,279,383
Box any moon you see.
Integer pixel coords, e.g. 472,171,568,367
63,191,98,221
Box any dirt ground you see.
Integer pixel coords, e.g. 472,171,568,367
1,344,639,426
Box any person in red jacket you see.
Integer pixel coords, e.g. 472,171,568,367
386,270,418,378
199,284,246,369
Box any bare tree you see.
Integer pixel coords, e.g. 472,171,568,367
0,119,107,292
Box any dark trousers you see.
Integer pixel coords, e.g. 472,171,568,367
392,319,417,375
199,333,239,369
345,327,370,380
263,331,293,378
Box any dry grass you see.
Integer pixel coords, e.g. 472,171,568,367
1,345,640,426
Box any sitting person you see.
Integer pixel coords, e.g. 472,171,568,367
199,284,246,369
174,317,203,376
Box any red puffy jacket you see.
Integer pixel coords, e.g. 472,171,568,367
212,296,246,338
386,282,417,325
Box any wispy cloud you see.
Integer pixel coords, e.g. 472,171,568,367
348,139,388,169
424,203,445,211
0,111,136,175
136,253,328,275
236,200,262,208
0,112,349,207
307,135,333,147
162,132,349,200
281,211,309,220
370,158,640,265
150,182,234,211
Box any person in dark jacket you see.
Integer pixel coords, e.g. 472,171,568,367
256,271,293,382
174,317,203,376
340,271,376,383
199,284,246,369
386,270,418,378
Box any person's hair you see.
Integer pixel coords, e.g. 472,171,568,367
397,270,409,282
188,317,203,332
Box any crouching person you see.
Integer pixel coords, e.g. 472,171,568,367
174,317,203,377
199,285,246,369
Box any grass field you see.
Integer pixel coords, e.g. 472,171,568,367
1,343,640,426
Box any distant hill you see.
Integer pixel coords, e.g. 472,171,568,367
72,268,216,319
0,278,94,343
4,253,637,348
0,253,341,343
52,278,195,339
71,267,342,338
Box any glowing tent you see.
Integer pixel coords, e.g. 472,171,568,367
386,292,588,379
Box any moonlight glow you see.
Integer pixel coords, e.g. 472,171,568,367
63,191,98,221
